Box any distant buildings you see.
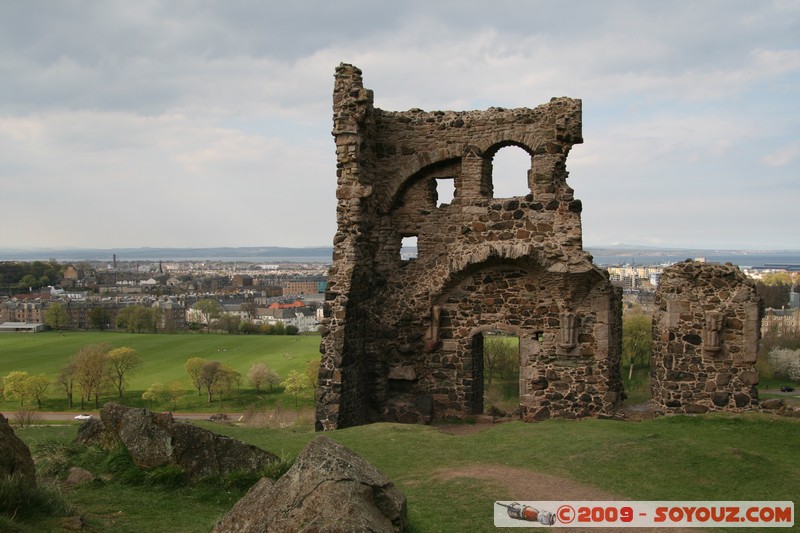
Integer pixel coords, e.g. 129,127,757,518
0,259,330,333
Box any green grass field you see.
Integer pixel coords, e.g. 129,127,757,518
4,332,800,531
0,332,321,411
10,412,800,532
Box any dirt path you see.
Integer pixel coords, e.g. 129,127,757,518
433,423,706,532
435,465,708,532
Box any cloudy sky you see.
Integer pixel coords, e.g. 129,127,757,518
1,0,798,251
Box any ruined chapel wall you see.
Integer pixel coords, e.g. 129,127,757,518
317,63,623,430
651,260,762,414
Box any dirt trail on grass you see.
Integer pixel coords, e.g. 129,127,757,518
434,462,706,532
432,420,705,533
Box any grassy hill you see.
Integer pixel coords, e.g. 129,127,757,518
10,413,800,532
3,332,799,531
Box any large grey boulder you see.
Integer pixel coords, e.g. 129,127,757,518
213,435,407,533
0,413,36,486
76,403,277,478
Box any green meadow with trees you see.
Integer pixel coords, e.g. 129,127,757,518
0,332,321,413
2,321,800,531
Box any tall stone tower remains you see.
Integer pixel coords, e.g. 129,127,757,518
316,64,624,431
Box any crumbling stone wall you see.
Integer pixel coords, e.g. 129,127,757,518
317,63,623,430
651,260,762,413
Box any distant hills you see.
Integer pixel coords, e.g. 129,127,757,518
0,246,335,262
0,245,798,267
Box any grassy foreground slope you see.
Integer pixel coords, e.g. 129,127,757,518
13,413,800,532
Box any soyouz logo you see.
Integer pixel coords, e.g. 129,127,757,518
493,501,794,528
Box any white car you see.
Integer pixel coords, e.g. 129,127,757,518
74,414,92,420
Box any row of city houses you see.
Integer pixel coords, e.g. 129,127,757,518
1,292,323,334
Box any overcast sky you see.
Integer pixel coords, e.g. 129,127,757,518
1,1,798,251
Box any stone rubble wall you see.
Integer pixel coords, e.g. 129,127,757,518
651,260,762,414
317,63,622,430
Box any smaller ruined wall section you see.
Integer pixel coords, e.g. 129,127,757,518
651,260,762,414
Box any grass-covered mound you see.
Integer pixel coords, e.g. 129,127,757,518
10,411,800,532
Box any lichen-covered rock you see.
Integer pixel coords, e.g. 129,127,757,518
213,436,406,533
76,403,278,478
760,398,785,410
0,413,36,486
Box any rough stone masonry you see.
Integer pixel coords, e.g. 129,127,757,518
650,260,762,414
316,64,624,430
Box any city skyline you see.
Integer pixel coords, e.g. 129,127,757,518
1,1,798,250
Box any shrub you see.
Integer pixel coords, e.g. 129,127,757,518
33,440,97,479
0,475,73,520
767,348,800,381
12,410,41,429
144,464,188,488
261,452,295,481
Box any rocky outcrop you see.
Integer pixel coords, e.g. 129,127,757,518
76,403,277,478
213,436,406,533
0,413,36,486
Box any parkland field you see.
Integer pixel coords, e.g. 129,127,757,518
2,331,800,531
0,331,321,412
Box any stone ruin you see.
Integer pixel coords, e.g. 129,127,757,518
651,260,762,414
316,64,624,430
315,64,767,430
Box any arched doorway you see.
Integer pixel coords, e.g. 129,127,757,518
477,330,521,417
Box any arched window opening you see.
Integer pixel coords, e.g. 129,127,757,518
491,145,531,199
400,235,418,262
435,178,455,207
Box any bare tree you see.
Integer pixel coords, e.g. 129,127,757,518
107,346,142,399
185,357,207,396
200,360,224,403
26,374,50,409
73,343,111,408
248,362,269,392
57,361,77,408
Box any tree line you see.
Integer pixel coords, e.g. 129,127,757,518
2,344,321,411
0,260,64,292
755,272,800,309
2,344,142,409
